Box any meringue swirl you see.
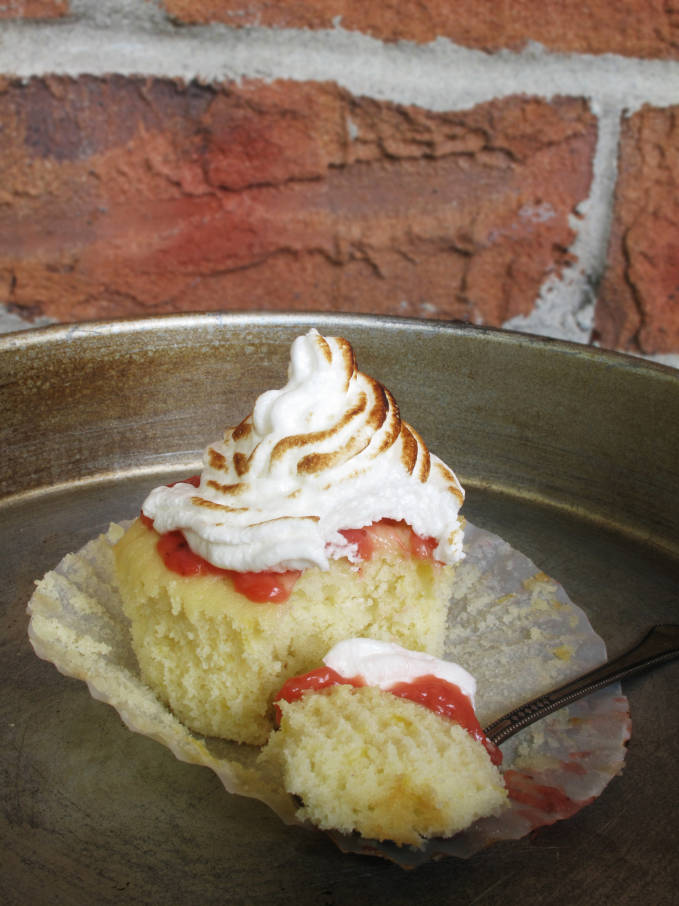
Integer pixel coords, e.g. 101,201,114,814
323,638,476,704
142,329,465,572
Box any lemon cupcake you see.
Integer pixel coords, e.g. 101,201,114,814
114,330,465,744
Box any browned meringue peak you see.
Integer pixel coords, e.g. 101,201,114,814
142,329,465,572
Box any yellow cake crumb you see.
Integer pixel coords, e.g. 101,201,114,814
258,684,507,847
114,518,455,744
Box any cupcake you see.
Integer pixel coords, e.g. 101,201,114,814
258,639,507,847
114,329,465,744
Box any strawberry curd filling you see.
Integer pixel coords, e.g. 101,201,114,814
141,477,440,604
274,664,502,765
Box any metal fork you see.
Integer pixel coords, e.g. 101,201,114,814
484,623,679,746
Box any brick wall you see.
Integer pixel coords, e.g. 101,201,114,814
0,1,677,363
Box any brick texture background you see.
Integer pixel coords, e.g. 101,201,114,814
163,0,679,59
0,1,67,18
0,1,678,359
0,78,596,324
595,105,679,354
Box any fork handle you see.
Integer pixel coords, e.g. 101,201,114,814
483,623,679,746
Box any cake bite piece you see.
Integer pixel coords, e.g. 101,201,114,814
259,639,507,848
114,329,466,745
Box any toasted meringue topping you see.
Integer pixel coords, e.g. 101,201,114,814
323,638,477,706
142,329,465,572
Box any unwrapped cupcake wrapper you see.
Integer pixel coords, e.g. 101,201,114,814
26,520,630,867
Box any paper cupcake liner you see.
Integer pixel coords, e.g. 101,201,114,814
26,521,630,867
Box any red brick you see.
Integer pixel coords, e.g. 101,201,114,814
594,106,679,355
0,0,68,18
162,0,679,60
0,77,596,326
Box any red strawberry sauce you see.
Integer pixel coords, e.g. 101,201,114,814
140,477,439,604
274,667,502,764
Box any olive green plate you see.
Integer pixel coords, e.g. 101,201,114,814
2,313,678,905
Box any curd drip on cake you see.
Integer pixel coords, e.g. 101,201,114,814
114,329,466,744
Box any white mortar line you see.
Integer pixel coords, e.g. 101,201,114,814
0,308,54,333
503,103,622,344
0,22,678,114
